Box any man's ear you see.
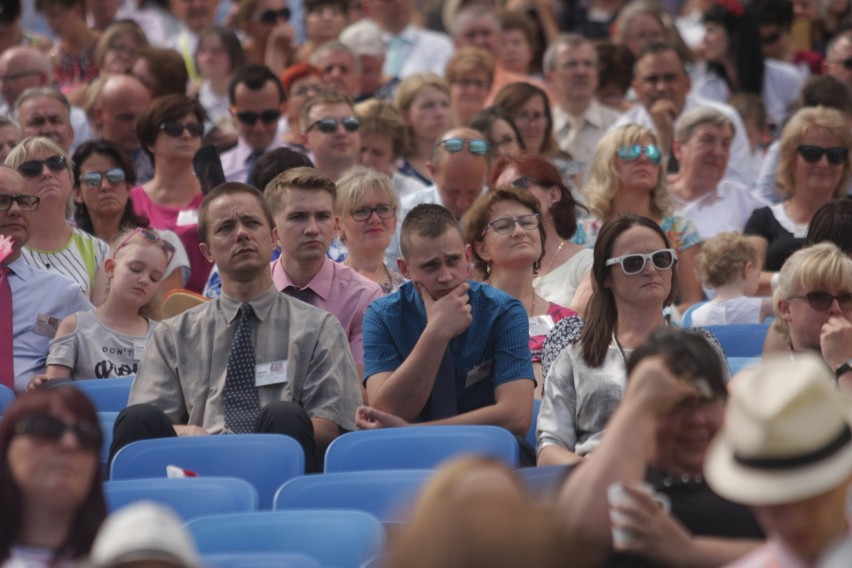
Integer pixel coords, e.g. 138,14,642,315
272,226,279,247
199,241,214,264
672,137,683,162
301,131,310,149
397,257,410,279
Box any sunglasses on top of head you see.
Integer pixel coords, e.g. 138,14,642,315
159,122,204,138
114,227,177,261
306,116,360,134
797,145,848,165
606,248,677,275
438,138,489,156
617,144,662,165
17,155,66,178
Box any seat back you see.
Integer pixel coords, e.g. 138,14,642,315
324,425,519,473
525,398,541,448
110,434,304,508
274,469,433,523
97,411,118,476
701,323,770,358
70,377,134,412
185,510,385,568
0,384,14,417
162,289,209,318
202,553,321,568
105,477,259,520
680,301,707,328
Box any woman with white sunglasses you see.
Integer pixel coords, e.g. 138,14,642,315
577,123,704,312
537,214,722,466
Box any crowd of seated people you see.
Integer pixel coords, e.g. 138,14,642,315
4,0,852,564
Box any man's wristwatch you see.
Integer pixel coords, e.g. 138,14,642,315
835,360,852,379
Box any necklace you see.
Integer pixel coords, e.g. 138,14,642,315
542,240,565,276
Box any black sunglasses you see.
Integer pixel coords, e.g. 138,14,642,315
833,57,852,70
797,145,847,165
14,414,102,451
760,30,782,45
0,194,40,212
235,109,281,126
350,204,396,221
790,291,852,311
159,122,204,138
258,7,291,24
17,155,66,178
306,116,360,134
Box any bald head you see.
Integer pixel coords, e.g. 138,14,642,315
825,32,852,88
96,74,151,152
0,47,52,108
430,127,489,218
0,166,31,262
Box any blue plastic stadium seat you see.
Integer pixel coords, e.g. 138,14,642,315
680,302,707,328
105,477,259,520
701,323,770,358
324,425,519,472
110,434,304,508
202,553,321,568
525,399,541,448
0,384,14,417
185,510,385,568
98,411,118,476
69,377,134,412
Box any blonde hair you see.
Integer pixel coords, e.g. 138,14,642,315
5,136,75,218
611,0,693,62
335,165,399,217
354,98,406,159
696,232,758,288
394,73,450,157
445,46,495,87
776,106,852,201
583,124,670,220
264,166,336,215
773,242,852,346
107,229,166,321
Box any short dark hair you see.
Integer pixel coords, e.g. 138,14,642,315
72,139,149,234
0,1,22,24
299,89,354,131
251,148,314,191
136,94,207,167
305,0,348,13
134,47,189,98
635,42,688,75
198,182,274,245
807,198,852,254
228,64,285,105
401,204,464,259
749,0,793,30
798,75,852,115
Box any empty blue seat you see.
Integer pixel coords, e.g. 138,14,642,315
324,425,519,472
202,553,321,568
98,411,118,476
105,477,258,520
701,323,770,358
69,377,134,412
274,469,433,523
0,384,14,416
185,510,385,568
525,399,541,448
110,434,304,508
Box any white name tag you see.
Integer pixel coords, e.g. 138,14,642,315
33,314,59,337
465,359,493,388
133,339,148,361
176,208,199,227
255,360,288,387
528,315,555,337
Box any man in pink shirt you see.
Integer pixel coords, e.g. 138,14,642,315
265,166,382,378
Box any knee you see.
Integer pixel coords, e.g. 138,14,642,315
114,404,174,437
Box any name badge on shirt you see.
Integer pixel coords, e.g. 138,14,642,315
465,359,493,388
33,314,59,337
528,315,555,337
255,360,288,387
133,339,148,361
176,209,198,227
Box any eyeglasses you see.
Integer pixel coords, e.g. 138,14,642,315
617,144,663,165
789,291,852,311
483,213,540,235
14,414,102,451
350,204,396,221
831,57,852,70
606,248,677,275
438,138,489,156
80,168,126,189
797,145,847,165
0,194,40,212
159,122,204,138
17,155,67,178
0,70,41,82
258,7,291,24
114,227,176,261
306,116,360,134
235,109,282,126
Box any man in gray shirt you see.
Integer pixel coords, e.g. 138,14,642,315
110,182,362,472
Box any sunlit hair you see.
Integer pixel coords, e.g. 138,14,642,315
775,106,852,201
400,203,463,260
445,47,495,87
611,0,694,62
773,242,852,346
94,19,149,70
394,73,450,157
298,88,354,132
107,228,168,320
462,185,545,279
490,153,578,239
265,166,336,215
581,214,678,367
354,99,406,160
0,388,107,562
491,82,559,157
674,106,734,144
5,136,74,217
583,124,670,220
335,165,399,218
136,94,207,168
696,232,758,289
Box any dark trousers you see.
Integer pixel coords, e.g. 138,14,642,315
108,401,321,476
